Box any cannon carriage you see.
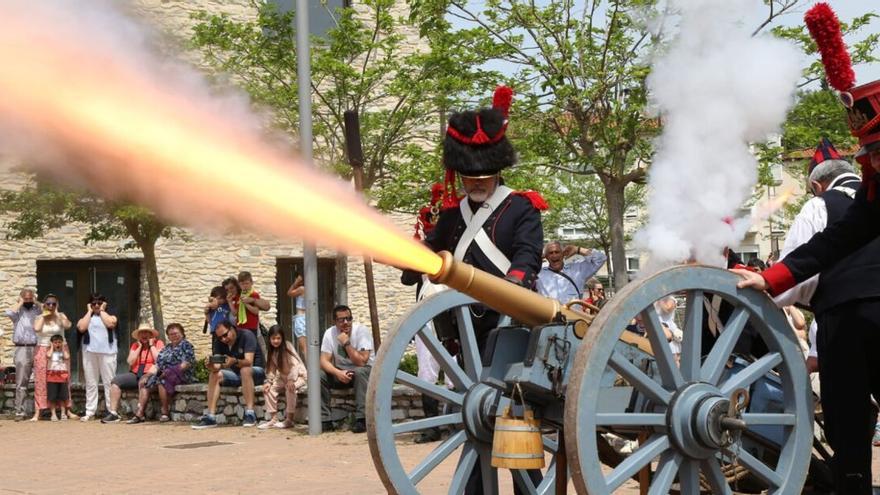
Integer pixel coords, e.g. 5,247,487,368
367,252,823,494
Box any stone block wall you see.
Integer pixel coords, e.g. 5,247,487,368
1,382,423,426
0,0,429,363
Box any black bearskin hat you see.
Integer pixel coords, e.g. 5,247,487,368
443,86,516,177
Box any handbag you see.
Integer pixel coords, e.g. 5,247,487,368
135,345,151,380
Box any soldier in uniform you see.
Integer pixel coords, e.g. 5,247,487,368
402,86,546,493
402,85,546,349
735,4,880,493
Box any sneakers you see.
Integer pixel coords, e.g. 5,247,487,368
351,418,367,434
274,420,294,429
80,415,94,422
257,420,276,430
192,415,218,430
101,412,121,424
242,411,257,427
159,414,170,423
126,416,145,425
322,420,337,432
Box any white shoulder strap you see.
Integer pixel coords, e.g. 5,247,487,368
453,186,513,273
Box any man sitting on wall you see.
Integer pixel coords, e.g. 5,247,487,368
192,321,265,429
319,305,374,433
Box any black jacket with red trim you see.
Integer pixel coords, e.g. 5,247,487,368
402,193,544,288
763,174,880,311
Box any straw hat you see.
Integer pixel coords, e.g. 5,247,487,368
131,322,159,340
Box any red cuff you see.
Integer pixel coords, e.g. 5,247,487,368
506,269,525,281
762,263,796,296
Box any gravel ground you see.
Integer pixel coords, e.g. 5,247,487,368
1,419,878,494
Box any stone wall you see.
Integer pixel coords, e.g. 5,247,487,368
0,0,430,362
0,184,418,362
0,382,423,426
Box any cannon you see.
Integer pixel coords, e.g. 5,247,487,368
366,252,817,494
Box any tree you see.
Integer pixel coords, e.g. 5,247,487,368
763,10,878,227
0,177,180,331
190,0,479,214
409,0,662,288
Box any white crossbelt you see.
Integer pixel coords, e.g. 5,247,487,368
453,185,513,274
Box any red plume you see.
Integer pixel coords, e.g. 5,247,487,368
492,85,513,118
804,2,856,92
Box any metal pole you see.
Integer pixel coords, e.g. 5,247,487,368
296,0,321,436
343,110,381,348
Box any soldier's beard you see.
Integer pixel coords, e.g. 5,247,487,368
467,190,490,203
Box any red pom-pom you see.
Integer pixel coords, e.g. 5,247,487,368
492,85,513,118
441,168,461,210
805,3,856,92
514,190,549,211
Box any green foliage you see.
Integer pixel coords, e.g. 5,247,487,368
0,176,177,249
772,11,879,88
398,352,419,376
782,90,858,153
193,358,210,383
410,0,662,287
0,174,183,330
190,0,479,213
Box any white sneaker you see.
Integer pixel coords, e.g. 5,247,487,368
257,420,276,430
80,415,93,422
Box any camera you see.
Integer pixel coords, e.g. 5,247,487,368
209,355,226,364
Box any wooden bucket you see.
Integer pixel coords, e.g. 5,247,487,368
491,407,545,469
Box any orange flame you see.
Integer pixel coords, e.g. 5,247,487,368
750,187,796,225
0,4,442,276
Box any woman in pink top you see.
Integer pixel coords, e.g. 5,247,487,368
31,294,72,421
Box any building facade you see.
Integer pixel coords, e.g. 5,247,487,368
0,0,424,372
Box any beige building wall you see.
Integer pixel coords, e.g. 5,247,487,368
0,0,424,361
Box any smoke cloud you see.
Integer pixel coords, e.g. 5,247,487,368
0,1,441,274
634,0,801,270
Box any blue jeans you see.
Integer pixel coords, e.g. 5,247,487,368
220,367,265,387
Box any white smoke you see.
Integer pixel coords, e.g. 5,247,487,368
634,0,801,270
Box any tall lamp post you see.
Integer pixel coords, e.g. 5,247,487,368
295,0,322,436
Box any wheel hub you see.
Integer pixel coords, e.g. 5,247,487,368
666,383,743,459
461,382,500,444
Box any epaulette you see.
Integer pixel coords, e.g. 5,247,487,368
512,190,549,211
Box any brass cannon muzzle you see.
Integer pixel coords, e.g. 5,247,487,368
429,251,593,337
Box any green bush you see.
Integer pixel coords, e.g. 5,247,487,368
193,359,210,383
398,353,418,376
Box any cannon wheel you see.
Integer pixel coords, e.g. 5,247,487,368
367,290,563,494
564,265,813,494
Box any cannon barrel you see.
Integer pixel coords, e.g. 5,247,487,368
429,251,592,337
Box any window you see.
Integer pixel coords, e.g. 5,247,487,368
626,256,640,272
267,0,351,39
770,163,783,186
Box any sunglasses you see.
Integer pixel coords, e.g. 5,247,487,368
216,330,233,340
90,302,102,306
335,316,353,323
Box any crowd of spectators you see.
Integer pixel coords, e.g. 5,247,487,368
3,270,374,433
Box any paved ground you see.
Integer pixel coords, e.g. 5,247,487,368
1,419,879,494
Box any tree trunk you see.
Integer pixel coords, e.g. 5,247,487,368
140,240,165,335
604,178,630,290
